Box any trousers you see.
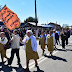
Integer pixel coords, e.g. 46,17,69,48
8,49,20,65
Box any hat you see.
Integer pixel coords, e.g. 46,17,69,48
53,29,56,31
26,30,33,35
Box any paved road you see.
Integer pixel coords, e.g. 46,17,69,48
0,36,72,72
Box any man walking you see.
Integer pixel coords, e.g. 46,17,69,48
8,29,21,65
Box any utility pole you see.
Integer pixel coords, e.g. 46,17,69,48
35,0,38,38
35,0,37,29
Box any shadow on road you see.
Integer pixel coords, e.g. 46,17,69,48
33,66,44,72
66,49,72,51
44,55,67,62
56,49,67,51
0,63,28,72
67,44,72,46
0,63,12,72
57,48,72,52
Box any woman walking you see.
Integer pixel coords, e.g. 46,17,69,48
47,30,54,56
39,31,46,55
21,30,39,71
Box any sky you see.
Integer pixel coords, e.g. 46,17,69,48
0,0,72,26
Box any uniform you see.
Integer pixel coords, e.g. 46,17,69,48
0,37,8,60
40,35,45,49
47,36,54,52
22,35,39,60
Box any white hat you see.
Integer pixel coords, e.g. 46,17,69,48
53,29,56,31
26,30,33,35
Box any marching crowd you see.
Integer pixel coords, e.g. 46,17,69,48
0,28,71,71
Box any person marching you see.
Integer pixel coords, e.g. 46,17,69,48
8,29,21,65
66,28,70,45
52,29,56,50
21,30,39,71
39,31,46,55
56,30,60,44
60,30,66,49
45,31,48,45
47,30,54,56
0,32,9,63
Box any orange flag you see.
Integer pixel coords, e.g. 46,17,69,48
0,5,21,30
0,11,2,20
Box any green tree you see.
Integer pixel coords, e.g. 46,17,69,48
24,17,35,23
65,26,69,29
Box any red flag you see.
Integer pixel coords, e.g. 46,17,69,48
0,5,21,30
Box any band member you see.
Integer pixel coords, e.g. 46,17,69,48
39,31,46,55
8,29,21,65
47,30,54,56
66,28,70,45
52,29,56,49
45,31,48,45
0,32,8,63
55,30,60,45
21,30,39,71
60,30,66,49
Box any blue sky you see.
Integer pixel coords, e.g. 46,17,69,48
0,0,72,26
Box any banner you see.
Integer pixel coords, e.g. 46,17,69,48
0,11,2,20
0,5,21,30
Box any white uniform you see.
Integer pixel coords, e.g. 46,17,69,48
0,37,8,45
11,34,20,49
46,34,50,44
45,34,48,44
52,33,56,45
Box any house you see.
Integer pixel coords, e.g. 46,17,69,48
48,22,62,30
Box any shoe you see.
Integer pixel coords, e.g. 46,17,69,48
42,53,44,56
7,64,11,67
35,64,38,67
7,58,9,60
7,63,11,65
1,62,4,64
51,54,53,56
62,47,65,49
17,62,20,65
25,68,29,71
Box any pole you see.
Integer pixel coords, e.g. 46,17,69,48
35,0,37,29
35,0,38,38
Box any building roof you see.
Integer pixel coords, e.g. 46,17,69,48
42,24,53,28
28,22,44,27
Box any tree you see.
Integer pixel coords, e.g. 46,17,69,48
24,17,35,23
65,26,69,29
24,17,38,23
